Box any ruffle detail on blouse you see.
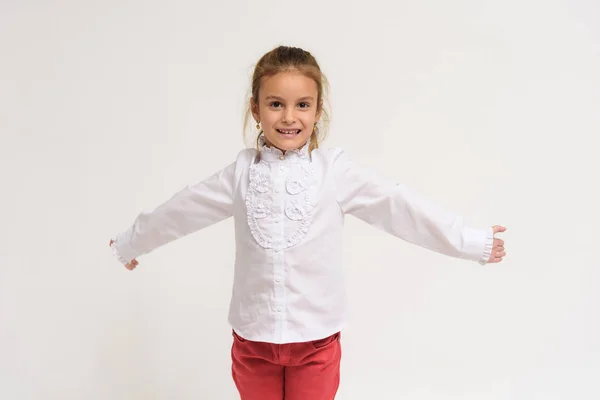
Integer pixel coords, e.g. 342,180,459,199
245,159,316,250
110,238,131,265
478,227,495,265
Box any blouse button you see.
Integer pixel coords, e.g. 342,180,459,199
279,155,285,160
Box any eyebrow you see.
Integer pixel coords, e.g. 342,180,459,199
265,95,315,102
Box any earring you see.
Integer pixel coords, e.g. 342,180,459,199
313,124,317,133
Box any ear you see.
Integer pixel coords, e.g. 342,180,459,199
251,97,260,123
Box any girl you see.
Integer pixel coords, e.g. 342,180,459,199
109,46,506,400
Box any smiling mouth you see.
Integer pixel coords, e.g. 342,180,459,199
277,129,302,135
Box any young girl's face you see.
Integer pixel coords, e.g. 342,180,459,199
252,70,321,153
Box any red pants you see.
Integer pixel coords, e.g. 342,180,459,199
231,330,342,400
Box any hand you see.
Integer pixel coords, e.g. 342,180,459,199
109,239,139,270
487,225,506,263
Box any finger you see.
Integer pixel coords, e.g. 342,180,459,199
494,251,506,258
492,225,506,234
494,238,505,246
109,239,114,247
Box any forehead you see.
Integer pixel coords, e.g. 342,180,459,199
259,71,317,98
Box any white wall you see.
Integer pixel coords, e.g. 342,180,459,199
1,0,599,399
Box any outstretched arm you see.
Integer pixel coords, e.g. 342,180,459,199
332,149,506,265
110,161,237,267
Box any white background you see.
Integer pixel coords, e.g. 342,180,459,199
1,0,599,399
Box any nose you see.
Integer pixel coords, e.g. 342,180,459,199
282,107,296,124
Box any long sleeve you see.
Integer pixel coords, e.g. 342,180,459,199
331,148,493,265
110,161,237,265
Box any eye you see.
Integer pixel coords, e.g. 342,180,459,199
298,102,310,108
269,101,282,108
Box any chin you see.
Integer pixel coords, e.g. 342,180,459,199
266,132,311,151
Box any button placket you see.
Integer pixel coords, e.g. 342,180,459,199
273,248,285,289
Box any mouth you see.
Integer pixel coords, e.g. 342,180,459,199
276,129,302,135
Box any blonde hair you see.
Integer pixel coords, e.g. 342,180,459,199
243,46,331,152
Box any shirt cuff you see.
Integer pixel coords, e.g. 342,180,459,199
477,226,495,266
110,233,135,265
458,225,494,265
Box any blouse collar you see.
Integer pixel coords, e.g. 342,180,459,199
257,134,310,163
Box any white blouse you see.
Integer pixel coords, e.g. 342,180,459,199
111,138,494,344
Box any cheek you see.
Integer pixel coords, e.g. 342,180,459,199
261,111,279,126
301,114,316,126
